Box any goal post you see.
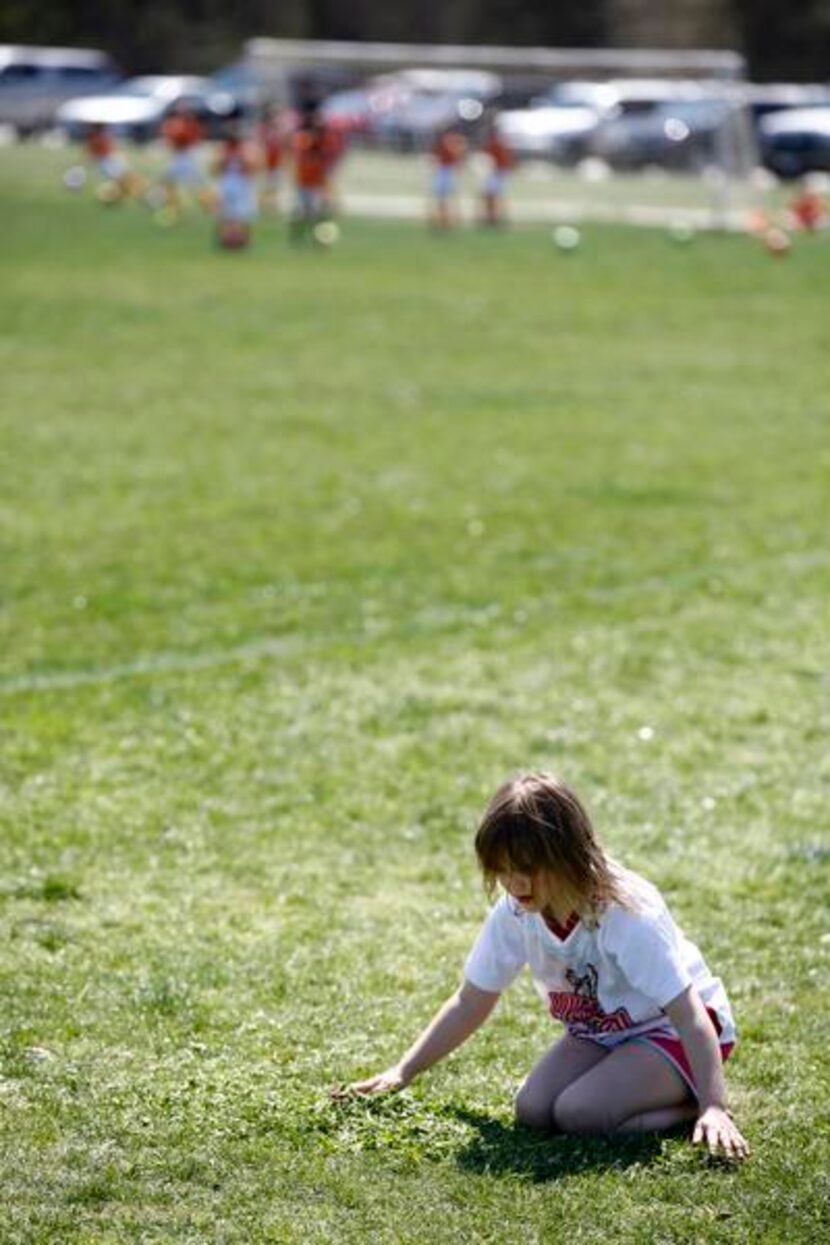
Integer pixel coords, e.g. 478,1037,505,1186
245,37,762,230
244,37,747,91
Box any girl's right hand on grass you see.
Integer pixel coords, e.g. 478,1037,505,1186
331,1065,409,1098
693,1105,751,1161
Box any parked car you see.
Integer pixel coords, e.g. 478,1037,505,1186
587,97,738,172
370,68,502,150
745,83,830,127
496,79,712,165
0,44,120,135
758,108,830,177
55,75,237,142
495,100,603,162
554,78,707,113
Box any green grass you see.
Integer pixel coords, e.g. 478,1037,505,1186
1,147,828,1243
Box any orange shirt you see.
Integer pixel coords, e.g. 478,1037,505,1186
86,130,114,159
162,114,204,151
484,134,515,172
433,132,467,167
292,126,332,190
792,191,824,231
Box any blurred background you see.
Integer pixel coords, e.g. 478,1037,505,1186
2,2,830,237
1,2,829,81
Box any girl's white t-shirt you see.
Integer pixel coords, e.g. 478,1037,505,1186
464,870,735,1047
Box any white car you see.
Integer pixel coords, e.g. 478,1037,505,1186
497,79,714,164
0,44,120,135
496,102,602,162
56,75,211,142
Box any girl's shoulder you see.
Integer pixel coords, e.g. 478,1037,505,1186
596,866,672,931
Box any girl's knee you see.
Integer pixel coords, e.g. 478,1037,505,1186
552,1085,615,1135
514,1083,555,1131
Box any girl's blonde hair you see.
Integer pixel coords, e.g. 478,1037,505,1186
474,772,633,916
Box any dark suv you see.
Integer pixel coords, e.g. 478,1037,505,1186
759,108,830,177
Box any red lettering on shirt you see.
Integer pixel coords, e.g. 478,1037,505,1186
548,990,635,1034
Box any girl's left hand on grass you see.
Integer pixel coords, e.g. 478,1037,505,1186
330,1065,409,1100
693,1105,750,1161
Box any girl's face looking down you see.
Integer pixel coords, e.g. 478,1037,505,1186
476,773,635,917
496,866,570,917
497,867,537,909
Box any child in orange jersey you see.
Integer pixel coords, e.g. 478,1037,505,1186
213,121,259,249
83,123,140,201
479,124,515,226
160,105,207,211
790,184,827,232
289,105,337,242
430,126,467,229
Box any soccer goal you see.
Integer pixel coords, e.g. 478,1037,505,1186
245,37,762,230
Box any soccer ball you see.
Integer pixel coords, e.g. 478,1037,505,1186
217,221,250,250
667,220,696,245
62,165,87,192
553,225,580,252
95,180,122,206
762,227,791,258
313,220,340,247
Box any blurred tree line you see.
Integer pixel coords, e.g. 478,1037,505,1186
1,0,828,81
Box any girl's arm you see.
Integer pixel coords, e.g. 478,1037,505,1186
334,979,500,1097
664,985,750,1159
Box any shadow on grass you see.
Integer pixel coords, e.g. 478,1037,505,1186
449,1107,665,1183
322,1094,673,1182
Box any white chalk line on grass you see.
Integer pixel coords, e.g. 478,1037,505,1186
342,191,749,231
3,547,825,696
0,637,300,696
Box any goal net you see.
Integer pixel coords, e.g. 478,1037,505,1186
245,38,762,230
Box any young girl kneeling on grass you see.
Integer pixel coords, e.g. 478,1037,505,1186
337,772,749,1160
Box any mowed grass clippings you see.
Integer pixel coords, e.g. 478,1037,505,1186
1,147,828,1243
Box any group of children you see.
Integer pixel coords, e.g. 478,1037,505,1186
430,123,516,229
79,101,345,248
76,103,517,247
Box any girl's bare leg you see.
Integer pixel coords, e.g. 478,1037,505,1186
553,1041,693,1135
616,1104,698,1133
515,1033,607,1129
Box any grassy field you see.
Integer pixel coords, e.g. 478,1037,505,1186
1,148,828,1243
3,139,782,223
